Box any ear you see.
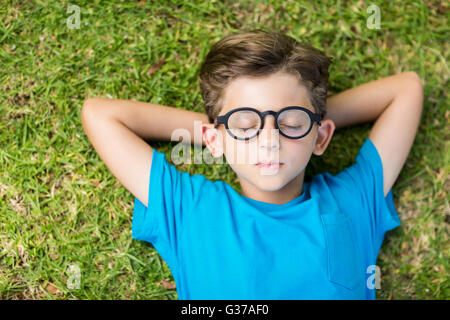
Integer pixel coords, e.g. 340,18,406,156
202,123,224,158
312,119,335,156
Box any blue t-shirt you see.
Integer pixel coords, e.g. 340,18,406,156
132,137,401,300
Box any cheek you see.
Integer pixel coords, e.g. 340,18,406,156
282,139,314,164
223,134,259,165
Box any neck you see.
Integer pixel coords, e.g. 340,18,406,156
239,171,305,205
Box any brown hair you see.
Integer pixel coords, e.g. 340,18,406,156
199,29,333,124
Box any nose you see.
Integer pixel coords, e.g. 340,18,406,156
259,114,280,151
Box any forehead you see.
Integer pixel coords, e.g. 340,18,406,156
220,71,314,115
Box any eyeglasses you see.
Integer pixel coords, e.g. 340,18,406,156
214,106,322,140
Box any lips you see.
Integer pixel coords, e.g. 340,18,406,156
256,161,284,169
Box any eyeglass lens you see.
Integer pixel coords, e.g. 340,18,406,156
227,109,311,139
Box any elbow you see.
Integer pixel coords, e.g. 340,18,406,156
82,97,97,113
404,71,422,82
403,71,424,93
403,72,424,126
81,97,111,115
403,71,423,86
81,98,99,126
403,71,424,106
81,97,103,115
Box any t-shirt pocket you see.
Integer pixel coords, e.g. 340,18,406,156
320,211,361,290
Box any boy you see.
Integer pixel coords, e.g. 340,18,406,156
81,30,423,299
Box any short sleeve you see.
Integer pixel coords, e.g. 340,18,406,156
131,148,210,270
334,137,401,255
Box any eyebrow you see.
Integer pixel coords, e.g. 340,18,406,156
223,105,315,113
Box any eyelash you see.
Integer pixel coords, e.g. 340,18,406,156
239,125,302,130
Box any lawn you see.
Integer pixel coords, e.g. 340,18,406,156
0,0,448,299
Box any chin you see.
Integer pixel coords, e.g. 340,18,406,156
251,176,289,192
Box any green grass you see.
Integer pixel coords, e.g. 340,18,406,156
0,0,448,299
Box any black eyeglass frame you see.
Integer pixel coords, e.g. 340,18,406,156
214,106,322,141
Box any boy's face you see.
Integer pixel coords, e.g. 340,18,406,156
202,71,335,197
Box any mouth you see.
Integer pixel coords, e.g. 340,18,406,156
255,161,284,170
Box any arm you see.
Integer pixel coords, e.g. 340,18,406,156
81,98,209,207
83,98,209,145
324,71,424,196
